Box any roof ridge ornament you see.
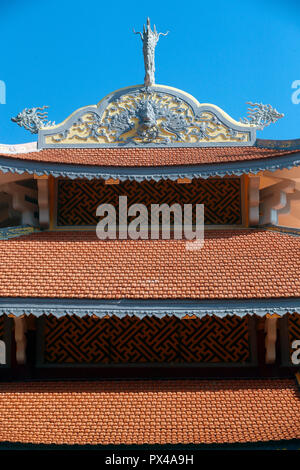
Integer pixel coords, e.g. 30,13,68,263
240,102,284,130
134,17,168,87
38,85,257,148
11,106,55,134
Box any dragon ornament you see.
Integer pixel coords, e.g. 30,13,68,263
11,106,55,134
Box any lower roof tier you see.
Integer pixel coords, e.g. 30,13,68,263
0,228,299,301
0,378,298,446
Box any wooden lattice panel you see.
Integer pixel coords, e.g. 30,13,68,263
56,178,242,226
43,315,251,365
179,316,250,363
44,316,110,364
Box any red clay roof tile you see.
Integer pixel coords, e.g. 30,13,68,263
0,229,299,299
0,379,298,445
1,147,299,167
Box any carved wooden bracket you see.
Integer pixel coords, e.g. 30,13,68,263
260,180,295,225
104,178,120,185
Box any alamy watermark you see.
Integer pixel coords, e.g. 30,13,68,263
96,196,204,250
291,339,300,365
0,80,6,104
291,80,300,104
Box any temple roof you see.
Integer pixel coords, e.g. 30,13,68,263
1,145,299,167
0,378,298,446
8,19,286,158
0,144,299,180
0,229,299,309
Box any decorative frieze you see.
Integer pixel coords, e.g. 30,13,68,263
38,85,257,148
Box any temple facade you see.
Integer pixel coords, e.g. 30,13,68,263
0,19,299,450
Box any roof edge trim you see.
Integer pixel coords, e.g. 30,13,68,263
0,152,300,180
256,138,300,150
1,297,300,318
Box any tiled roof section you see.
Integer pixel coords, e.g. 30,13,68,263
0,229,299,299
1,147,300,167
0,379,298,445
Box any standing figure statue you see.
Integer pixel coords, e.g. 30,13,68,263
134,18,168,86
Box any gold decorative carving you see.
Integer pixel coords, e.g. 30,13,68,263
45,89,250,145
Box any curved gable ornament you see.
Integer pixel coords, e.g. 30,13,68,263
38,85,258,148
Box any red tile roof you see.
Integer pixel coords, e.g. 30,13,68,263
1,147,299,167
0,229,299,299
0,378,298,445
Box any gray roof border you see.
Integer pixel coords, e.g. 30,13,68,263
0,297,299,318
0,152,299,181
255,138,300,150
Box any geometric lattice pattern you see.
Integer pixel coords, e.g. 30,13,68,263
56,177,242,226
288,313,300,362
43,315,251,364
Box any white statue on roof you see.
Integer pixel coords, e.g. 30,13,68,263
134,17,168,86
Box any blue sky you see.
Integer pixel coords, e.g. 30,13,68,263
0,0,299,144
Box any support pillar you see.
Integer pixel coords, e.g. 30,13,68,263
14,316,27,365
265,316,278,364
248,176,260,225
35,175,50,228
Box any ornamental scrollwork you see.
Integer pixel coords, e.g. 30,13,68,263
49,90,248,145
11,106,55,134
52,113,107,142
240,102,284,130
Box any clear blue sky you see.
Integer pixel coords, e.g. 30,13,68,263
0,0,300,144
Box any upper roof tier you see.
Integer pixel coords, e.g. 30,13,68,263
4,18,297,178
10,19,285,150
